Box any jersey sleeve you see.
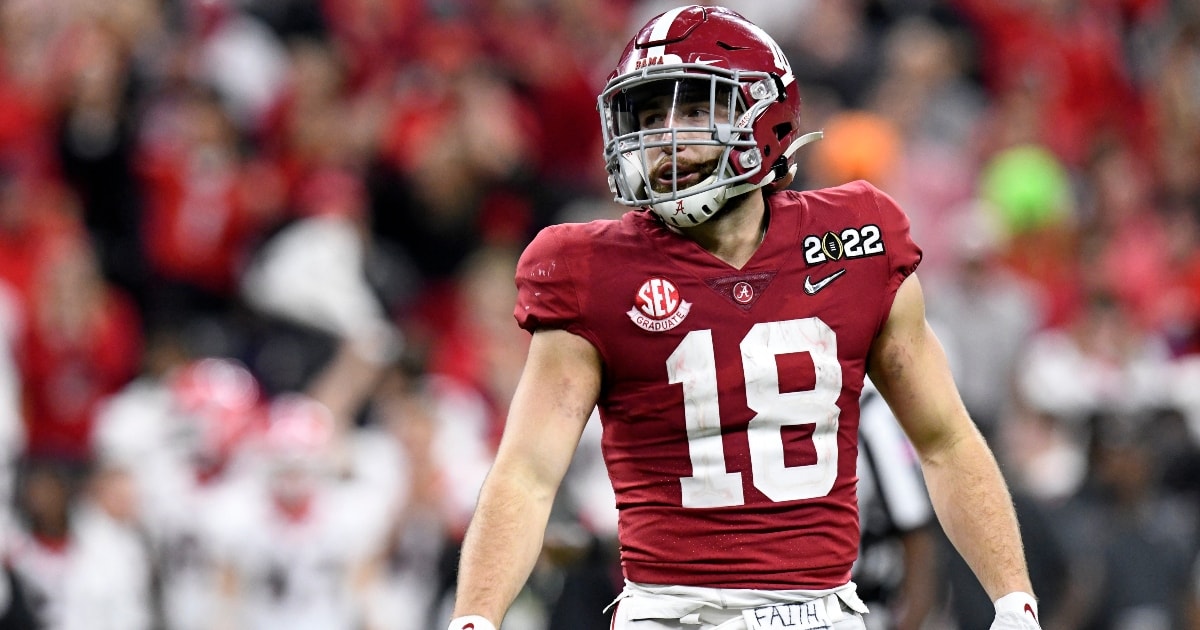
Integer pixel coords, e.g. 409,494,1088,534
513,224,585,335
863,181,922,318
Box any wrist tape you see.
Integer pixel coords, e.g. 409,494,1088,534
448,615,497,630
994,591,1039,622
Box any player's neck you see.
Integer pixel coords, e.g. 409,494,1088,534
671,192,768,269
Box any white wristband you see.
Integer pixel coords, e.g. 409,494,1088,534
994,591,1039,622
448,615,497,630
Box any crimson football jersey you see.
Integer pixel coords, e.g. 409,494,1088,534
514,180,921,589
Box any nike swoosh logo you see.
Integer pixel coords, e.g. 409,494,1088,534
1024,603,1037,620
693,58,722,65
804,268,846,295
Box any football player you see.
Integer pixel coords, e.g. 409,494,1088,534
212,393,391,630
450,6,1040,630
150,358,263,630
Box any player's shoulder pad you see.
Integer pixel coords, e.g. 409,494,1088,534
802,180,905,219
786,180,914,241
517,219,617,280
791,180,920,273
515,218,628,333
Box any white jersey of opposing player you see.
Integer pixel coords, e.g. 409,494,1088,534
59,505,154,630
93,376,258,630
8,505,153,630
215,478,391,630
7,527,71,629
154,476,253,630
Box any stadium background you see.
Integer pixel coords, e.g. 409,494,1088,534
0,0,1198,628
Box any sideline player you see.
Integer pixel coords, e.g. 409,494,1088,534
450,6,1040,630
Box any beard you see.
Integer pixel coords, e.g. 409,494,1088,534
649,156,719,194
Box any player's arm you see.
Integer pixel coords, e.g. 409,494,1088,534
449,327,602,630
213,561,241,630
867,273,1038,620
352,550,385,630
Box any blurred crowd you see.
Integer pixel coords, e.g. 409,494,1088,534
0,0,1199,628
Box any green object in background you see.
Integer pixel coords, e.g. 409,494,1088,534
980,145,1073,234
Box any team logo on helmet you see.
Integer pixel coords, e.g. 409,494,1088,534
628,277,692,331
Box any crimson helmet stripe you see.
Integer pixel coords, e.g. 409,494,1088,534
647,5,689,46
634,5,690,71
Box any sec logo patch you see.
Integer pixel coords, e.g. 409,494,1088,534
628,277,692,331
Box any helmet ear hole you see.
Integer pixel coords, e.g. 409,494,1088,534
773,122,793,141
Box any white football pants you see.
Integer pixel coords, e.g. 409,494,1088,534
609,581,869,630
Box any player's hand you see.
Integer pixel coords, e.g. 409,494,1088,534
989,592,1041,630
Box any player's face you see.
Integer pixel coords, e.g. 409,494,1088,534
633,84,729,194
270,462,318,506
